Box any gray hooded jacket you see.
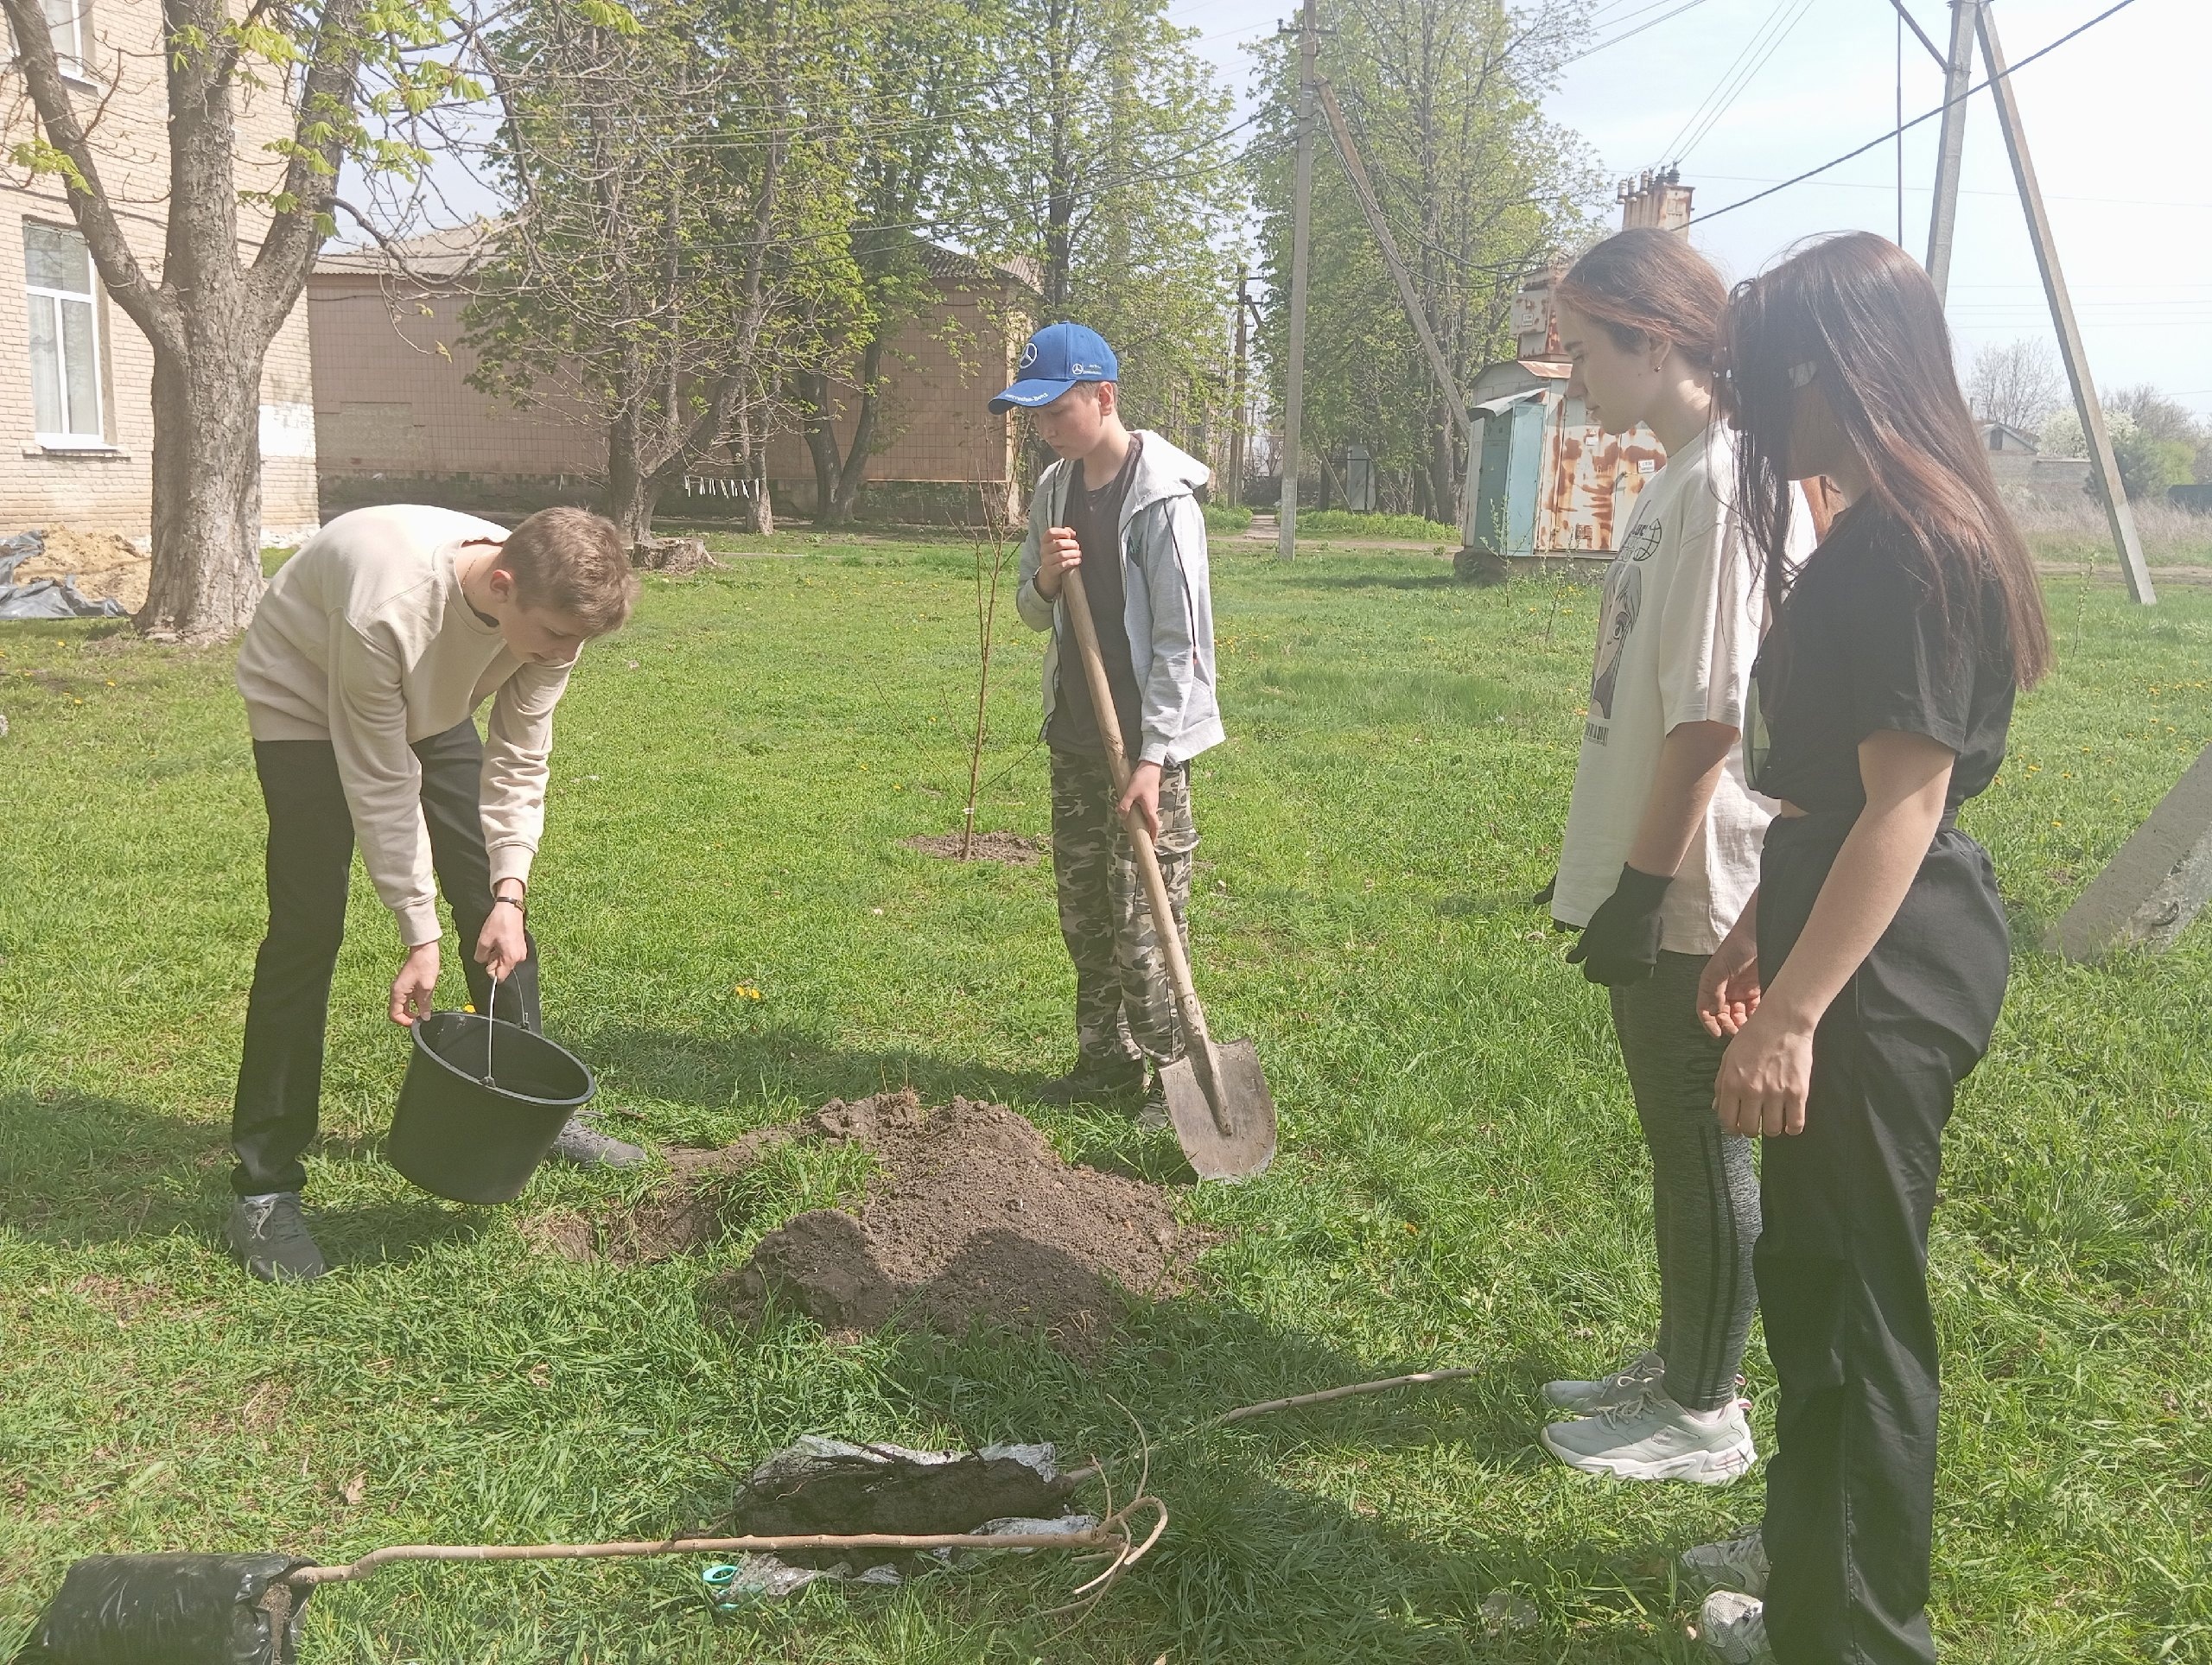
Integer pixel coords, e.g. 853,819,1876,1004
1014,430,1224,766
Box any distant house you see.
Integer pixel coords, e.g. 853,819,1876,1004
1977,418,2094,504
0,0,318,543
1978,421,2042,454
308,229,1034,524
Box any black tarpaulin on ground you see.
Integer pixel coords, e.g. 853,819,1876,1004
10,1553,316,1665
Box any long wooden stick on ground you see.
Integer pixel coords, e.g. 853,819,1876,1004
1198,1368,1483,1430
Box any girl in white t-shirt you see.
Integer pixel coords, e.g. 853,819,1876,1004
1535,229,1812,1484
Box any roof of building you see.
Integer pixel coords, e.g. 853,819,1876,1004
316,221,1039,296
1977,420,2042,451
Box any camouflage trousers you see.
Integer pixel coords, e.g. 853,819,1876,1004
1049,747,1197,1068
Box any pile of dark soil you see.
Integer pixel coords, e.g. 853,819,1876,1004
900,830,1046,866
702,1092,1203,1348
531,1090,1198,1348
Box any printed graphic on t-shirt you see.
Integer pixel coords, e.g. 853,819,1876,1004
1588,515,1661,737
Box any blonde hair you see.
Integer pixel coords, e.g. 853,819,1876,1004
498,507,637,634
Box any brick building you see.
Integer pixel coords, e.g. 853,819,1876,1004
308,229,1034,523
0,0,318,543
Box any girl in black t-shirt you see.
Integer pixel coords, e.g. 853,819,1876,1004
1677,233,2051,1664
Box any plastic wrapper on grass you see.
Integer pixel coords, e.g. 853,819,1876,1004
704,1436,1097,1600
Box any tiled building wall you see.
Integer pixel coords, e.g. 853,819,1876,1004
0,0,320,543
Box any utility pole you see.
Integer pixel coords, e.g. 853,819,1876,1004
1276,0,1318,563
1228,265,1250,512
1975,4,2153,604
1924,0,1980,302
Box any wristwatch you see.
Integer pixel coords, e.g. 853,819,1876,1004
493,893,527,917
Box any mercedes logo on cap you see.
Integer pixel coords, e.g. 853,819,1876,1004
1018,341,1039,370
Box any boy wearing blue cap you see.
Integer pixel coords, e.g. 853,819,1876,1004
995,322,1225,1109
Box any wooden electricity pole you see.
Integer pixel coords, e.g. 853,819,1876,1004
1276,0,1318,562
1974,3,2154,605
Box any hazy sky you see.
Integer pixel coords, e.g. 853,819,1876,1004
1177,0,2210,417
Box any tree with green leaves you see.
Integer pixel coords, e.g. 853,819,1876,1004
794,0,1003,525
1,0,474,640
1248,0,1596,523
463,0,860,543
963,0,1244,464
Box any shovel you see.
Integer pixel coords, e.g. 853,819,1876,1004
1057,561,1276,1181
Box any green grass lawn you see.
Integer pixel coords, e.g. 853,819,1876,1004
2,537,2208,1662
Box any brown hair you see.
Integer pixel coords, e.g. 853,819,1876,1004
1554,227,1729,370
1724,232,2050,688
496,507,637,634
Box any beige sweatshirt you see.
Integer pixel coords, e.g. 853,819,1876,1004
234,504,575,948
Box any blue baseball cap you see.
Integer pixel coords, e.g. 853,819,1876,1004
989,321,1119,411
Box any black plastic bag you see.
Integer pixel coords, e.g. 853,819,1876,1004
11,1554,315,1665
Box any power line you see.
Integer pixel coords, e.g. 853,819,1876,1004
1653,0,1819,168
1560,0,1717,66
1692,0,2144,225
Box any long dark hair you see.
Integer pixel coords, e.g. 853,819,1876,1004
1555,227,1728,370
1724,232,2050,688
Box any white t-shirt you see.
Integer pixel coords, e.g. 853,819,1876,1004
1551,424,1811,955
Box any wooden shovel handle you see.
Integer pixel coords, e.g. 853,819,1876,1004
1058,563,1229,1125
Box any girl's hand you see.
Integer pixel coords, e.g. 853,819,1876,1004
1697,926,1763,1037
1713,1007,1813,1137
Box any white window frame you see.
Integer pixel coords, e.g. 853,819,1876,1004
47,0,93,85
24,221,107,449
12,0,96,86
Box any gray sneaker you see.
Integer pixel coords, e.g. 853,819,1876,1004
226,1192,327,1281
1683,1527,1769,1598
547,1115,646,1169
1542,1347,1664,1414
1696,1590,1773,1663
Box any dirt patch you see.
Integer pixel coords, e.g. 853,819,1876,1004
900,831,1046,866
697,1091,1205,1350
521,1127,790,1264
13,529,149,613
632,534,716,575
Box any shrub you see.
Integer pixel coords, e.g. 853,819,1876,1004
1297,510,1459,541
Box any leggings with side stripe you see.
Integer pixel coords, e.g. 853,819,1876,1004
1611,950,1763,1413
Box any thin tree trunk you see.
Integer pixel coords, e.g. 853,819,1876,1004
1429,400,1457,528
605,409,658,546
829,335,887,522
798,370,845,523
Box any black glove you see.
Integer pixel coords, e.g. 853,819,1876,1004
1531,873,1556,908
1564,864,1671,985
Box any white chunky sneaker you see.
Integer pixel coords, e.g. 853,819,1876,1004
1696,1589,1773,1662
1682,1527,1769,1598
1540,1388,1755,1484
1541,1346,1663,1414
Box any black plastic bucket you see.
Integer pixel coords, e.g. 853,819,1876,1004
388,1011,595,1204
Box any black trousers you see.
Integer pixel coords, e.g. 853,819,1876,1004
1753,812,2008,1665
230,719,541,1197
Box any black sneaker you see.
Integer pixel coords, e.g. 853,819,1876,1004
547,1115,647,1169
1036,1055,1146,1104
226,1192,327,1281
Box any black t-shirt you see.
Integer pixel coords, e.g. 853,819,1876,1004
1048,437,1146,759
1749,505,2014,815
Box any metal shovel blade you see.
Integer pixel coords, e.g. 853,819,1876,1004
1160,1039,1276,1182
